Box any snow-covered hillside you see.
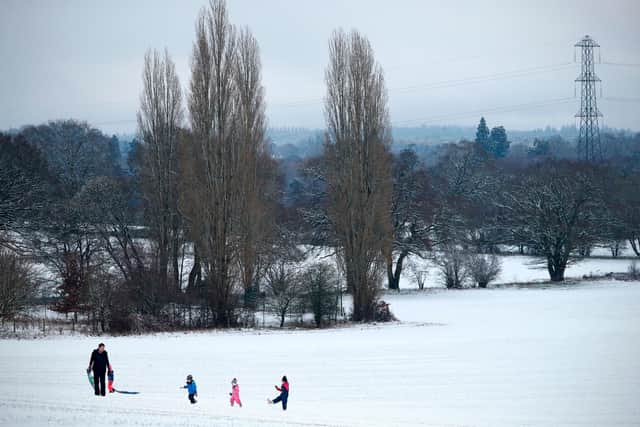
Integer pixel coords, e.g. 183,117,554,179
1,280,639,426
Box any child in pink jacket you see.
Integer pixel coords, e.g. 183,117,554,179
229,378,242,407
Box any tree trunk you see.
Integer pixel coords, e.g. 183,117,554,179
188,245,202,291
547,257,566,282
630,237,640,257
610,242,620,258
386,261,397,291
387,251,408,291
159,247,169,295
172,235,181,293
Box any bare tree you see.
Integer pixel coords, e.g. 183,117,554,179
0,134,44,249
76,176,147,282
85,265,117,333
431,141,496,250
137,48,184,295
606,171,640,257
499,161,606,281
176,129,204,294
234,27,272,305
323,29,392,322
39,192,99,321
14,121,118,292
19,120,121,197
0,250,37,321
189,0,239,327
386,147,431,290
410,265,429,290
186,0,269,326
264,260,302,328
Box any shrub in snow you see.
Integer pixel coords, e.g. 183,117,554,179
126,313,172,334
436,246,469,289
373,300,396,322
466,254,502,288
300,262,339,328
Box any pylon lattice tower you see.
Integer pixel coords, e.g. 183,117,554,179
575,35,602,161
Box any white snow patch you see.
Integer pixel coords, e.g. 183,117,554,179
1,281,639,426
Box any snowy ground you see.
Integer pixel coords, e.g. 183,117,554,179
1,280,639,426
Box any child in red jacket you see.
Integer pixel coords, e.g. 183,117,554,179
268,376,289,410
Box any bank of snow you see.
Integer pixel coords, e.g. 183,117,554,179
1,280,639,426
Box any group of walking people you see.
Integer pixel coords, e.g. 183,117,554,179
88,343,290,411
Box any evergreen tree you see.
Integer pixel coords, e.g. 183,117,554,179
490,126,510,158
475,117,490,152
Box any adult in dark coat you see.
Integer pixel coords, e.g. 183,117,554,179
88,343,111,396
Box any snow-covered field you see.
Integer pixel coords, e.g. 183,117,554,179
1,280,639,426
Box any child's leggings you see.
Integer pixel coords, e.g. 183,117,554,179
272,394,288,410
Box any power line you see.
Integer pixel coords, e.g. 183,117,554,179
61,96,630,130
384,38,561,72
93,95,590,128
602,61,640,67
602,96,640,103
271,62,574,108
33,60,640,129
392,97,574,126
391,63,573,94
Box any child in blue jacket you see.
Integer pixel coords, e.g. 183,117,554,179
182,374,197,404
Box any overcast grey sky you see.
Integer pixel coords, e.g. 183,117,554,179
1,0,639,134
